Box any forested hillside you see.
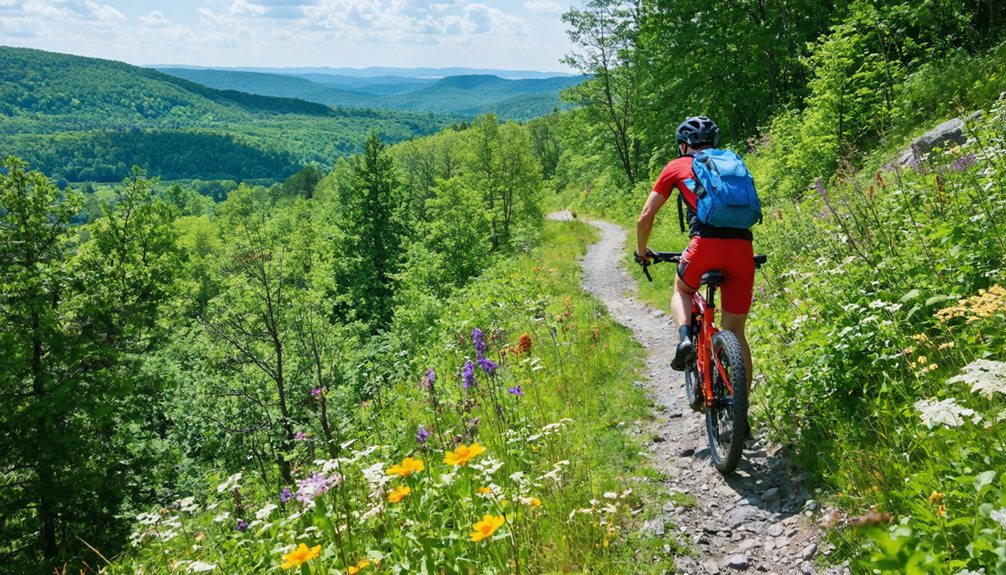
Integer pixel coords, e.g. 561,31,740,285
0,47,453,182
159,67,584,120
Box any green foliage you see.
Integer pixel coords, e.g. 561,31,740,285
0,160,179,569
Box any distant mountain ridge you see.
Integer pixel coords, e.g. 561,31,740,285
156,67,586,120
0,47,455,182
150,64,576,80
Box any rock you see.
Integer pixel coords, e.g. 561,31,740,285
702,559,722,574
767,523,784,537
802,543,818,561
675,557,699,574
800,561,815,574
642,518,666,537
804,499,819,512
762,487,780,501
893,118,967,167
725,554,749,570
680,447,696,457
726,505,764,529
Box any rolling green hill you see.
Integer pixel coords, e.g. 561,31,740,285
0,47,454,182
156,67,585,120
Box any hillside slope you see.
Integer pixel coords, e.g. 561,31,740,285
0,47,453,181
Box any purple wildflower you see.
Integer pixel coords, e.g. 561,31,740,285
815,178,834,213
426,368,436,385
472,328,486,355
462,360,476,389
311,387,322,397
295,472,335,503
294,431,308,441
952,153,977,172
478,355,498,377
416,425,431,444
236,519,249,532
280,487,293,504
507,384,523,397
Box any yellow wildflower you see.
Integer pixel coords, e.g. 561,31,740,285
929,490,943,504
386,456,425,477
938,341,956,350
911,333,930,343
470,514,505,542
348,567,359,575
357,559,370,569
478,487,492,494
530,497,541,507
917,356,928,366
281,543,321,569
936,505,947,517
444,443,487,467
387,485,411,504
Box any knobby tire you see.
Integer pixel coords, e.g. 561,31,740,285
706,330,748,474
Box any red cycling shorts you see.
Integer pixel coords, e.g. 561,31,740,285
677,237,755,315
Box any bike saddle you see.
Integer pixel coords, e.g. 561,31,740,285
700,270,724,286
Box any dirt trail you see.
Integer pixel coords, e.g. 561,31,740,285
548,212,848,575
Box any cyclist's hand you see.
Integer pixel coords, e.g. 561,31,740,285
633,249,650,265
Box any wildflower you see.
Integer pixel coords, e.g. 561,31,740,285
215,472,243,493
186,562,217,573
387,485,411,504
520,496,541,507
256,504,278,520
938,341,955,350
444,443,487,467
462,360,476,389
281,543,321,569
990,507,1006,529
280,487,293,504
815,178,833,212
295,472,338,503
952,153,978,171
470,514,506,542
236,519,248,532
295,431,308,441
311,387,322,397
386,457,425,477
421,368,436,391
507,384,523,397
478,487,492,494
478,355,498,377
517,333,532,354
929,491,943,504
948,359,1006,398
915,397,981,429
936,505,947,517
917,356,928,366
472,328,486,355
416,425,431,444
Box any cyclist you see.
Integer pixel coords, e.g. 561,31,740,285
635,116,755,388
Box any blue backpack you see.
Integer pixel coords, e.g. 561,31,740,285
678,149,762,231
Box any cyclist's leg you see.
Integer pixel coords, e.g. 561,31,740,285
671,274,696,329
672,238,703,370
719,240,755,389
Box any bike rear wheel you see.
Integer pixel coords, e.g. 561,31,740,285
705,330,748,474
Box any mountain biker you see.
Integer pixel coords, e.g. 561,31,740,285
635,116,754,388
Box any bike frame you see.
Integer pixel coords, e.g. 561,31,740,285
691,285,734,408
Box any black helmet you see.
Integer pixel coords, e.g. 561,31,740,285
676,116,720,148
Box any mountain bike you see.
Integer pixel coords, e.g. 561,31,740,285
639,251,767,474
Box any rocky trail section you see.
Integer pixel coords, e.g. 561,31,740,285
548,212,849,575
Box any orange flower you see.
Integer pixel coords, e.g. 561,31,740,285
470,514,505,542
386,456,425,477
444,443,486,467
387,485,411,504
936,505,947,517
348,567,359,575
478,487,492,494
929,490,943,504
281,543,321,569
517,333,532,354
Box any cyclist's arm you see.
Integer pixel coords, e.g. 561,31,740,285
637,191,666,258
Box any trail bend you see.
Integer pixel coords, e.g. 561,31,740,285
548,211,848,575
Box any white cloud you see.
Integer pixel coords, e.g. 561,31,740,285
139,10,170,28
523,0,561,15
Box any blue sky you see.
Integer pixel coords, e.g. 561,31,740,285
0,0,576,72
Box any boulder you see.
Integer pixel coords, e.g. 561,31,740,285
894,118,966,167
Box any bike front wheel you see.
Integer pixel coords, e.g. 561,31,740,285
705,330,748,474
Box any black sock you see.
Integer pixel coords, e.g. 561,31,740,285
678,325,691,343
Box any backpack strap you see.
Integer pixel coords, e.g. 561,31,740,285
677,152,695,234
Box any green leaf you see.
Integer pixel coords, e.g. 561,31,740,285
975,470,997,492
900,289,921,303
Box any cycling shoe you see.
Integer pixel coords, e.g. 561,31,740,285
671,338,693,371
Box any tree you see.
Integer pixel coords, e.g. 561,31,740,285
0,160,177,568
562,0,646,185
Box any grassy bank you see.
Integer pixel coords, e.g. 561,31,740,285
103,220,682,574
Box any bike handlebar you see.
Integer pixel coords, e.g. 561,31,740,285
636,251,768,282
